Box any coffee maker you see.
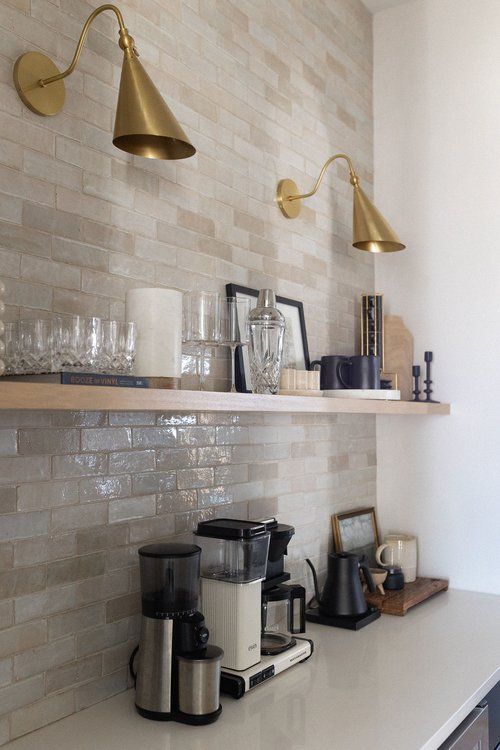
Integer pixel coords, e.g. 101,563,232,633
129,543,223,724
200,518,313,699
195,519,271,672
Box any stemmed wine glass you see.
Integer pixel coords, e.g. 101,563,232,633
183,291,220,390
219,297,250,392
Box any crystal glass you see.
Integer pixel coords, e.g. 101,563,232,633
4,322,19,375
183,291,220,390
248,289,286,395
102,321,136,374
219,297,250,392
52,316,102,373
4,320,52,375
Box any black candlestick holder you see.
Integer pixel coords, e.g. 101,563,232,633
412,365,421,402
423,351,440,403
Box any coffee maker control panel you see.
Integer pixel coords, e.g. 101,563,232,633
249,665,275,688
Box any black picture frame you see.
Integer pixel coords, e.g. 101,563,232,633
226,283,310,393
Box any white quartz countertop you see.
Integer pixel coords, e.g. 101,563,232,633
5,589,500,750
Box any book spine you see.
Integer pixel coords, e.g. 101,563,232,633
60,373,149,388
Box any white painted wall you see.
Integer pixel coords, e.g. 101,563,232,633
373,0,500,593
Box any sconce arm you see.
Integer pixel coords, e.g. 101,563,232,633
39,4,136,88
288,153,359,202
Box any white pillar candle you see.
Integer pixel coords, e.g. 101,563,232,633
126,288,182,379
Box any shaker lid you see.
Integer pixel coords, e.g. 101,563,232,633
195,518,267,540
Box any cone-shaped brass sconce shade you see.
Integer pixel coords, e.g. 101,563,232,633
352,184,404,253
276,153,405,253
113,54,195,160
12,4,195,161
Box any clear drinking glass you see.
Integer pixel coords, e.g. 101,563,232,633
52,316,102,373
102,321,136,374
183,291,220,390
17,320,52,374
4,322,19,375
3,320,52,375
219,297,250,392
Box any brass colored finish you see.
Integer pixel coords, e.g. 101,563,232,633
276,179,301,219
276,153,405,253
113,54,195,159
352,185,404,253
13,52,65,117
40,4,128,88
12,3,195,160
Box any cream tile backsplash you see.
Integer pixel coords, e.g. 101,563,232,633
0,0,374,740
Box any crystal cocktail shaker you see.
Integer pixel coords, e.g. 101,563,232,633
248,289,285,395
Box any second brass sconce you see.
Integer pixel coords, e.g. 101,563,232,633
276,154,405,253
13,4,195,160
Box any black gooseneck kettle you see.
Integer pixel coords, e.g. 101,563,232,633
306,552,376,617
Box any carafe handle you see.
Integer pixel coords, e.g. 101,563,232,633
289,584,306,634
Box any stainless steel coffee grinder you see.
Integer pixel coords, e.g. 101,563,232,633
129,543,223,725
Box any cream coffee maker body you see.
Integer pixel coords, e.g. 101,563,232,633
196,520,270,672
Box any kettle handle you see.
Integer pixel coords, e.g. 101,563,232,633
289,585,306,634
305,558,321,606
359,559,376,594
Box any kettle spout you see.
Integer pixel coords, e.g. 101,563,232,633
305,558,321,605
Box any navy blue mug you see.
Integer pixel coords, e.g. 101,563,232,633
337,355,381,390
309,356,350,390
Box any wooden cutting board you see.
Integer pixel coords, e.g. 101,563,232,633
384,315,413,401
365,577,449,616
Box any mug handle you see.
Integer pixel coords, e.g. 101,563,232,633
337,360,351,388
309,360,321,371
375,544,389,567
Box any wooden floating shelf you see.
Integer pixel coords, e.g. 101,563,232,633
0,382,451,415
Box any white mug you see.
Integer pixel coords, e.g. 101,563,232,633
376,534,417,583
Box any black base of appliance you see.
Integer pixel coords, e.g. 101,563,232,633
136,704,222,725
305,605,380,630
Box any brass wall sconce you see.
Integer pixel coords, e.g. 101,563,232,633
276,154,404,253
13,4,195,160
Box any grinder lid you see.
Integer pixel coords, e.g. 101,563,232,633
139,543,200,558
177,645,224,663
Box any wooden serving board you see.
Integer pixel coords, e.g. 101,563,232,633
365,577,449,616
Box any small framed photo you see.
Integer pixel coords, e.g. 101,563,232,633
226,284,310,393
331,507,380,567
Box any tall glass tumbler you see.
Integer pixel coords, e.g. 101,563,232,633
183,292,220,391
219,297,250,392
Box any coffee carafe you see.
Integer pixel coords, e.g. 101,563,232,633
130,543,223,725
306,553,376,617
261,584,306,655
